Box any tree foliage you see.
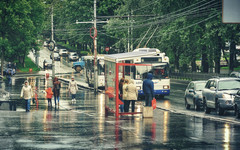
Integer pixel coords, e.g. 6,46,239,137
102,0,240,73
0,0,45,73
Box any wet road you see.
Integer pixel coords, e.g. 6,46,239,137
1,76,240,149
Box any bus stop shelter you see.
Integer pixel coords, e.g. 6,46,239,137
104,51,155,118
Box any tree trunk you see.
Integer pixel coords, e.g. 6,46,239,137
222,48,229,65
191,57,196,72
229,40,236,72
201,46,209,73
174,52,179,72
209,47,214,73
1,48,4,77
214,47,221,74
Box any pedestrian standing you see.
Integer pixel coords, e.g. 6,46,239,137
125,79,138,112
142,73,154,106
119,78,125,112
46,86,53,107
123,79,129,112
6,70,12,85
20,80,32,112
53,77,61,106
68,76,78,102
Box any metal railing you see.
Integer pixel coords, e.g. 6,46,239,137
170,72,229,81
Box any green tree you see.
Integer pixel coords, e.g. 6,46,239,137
0,0,45,74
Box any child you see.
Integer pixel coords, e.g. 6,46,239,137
46,86,53,107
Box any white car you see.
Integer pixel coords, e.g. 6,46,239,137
54,46,59,52
50,52,60,61
68,52,79,61
43,59,52,70
59,49,68,57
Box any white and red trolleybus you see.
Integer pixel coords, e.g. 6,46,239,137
104,48,170,117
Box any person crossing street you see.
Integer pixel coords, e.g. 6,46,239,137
68,76,78,102
20,80,32,112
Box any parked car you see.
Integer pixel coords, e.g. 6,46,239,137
43,59,52,70
234,90,240,118
202,77,240,115
230,71,240,78
50,52,60,61
54,46,59,53
184,80,207,110
43,41,48,47
59,49,68,57
68,52,79,61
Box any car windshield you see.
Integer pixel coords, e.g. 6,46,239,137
218,80,240,90
195,82,206,91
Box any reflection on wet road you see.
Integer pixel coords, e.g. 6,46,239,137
0,76,240,149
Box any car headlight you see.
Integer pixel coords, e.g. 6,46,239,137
163,85,169,89
222,94,233,99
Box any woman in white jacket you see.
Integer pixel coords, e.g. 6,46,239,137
68,76,78,102
20,80,32,112
123,79,129,112
125,79,138,112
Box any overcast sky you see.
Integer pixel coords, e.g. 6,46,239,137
222,0,240,23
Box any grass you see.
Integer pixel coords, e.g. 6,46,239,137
17,57,40,73
221,66,240,71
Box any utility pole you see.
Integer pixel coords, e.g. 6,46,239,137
128,14,130,52
51,4,55,78
131,10,133,51
93,0,98,93
76,0,108,93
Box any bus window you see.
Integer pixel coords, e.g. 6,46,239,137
151,65,169,79
98,63,105,75
135,66,152,80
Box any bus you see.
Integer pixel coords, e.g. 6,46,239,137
83,55,105,88
104,48,170,99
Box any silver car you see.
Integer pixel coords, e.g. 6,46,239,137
234,90,240,118
68,52,79,61
59,49,68,57
184,81,207,110
202,77,240,115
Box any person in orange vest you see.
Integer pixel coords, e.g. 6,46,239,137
46,86,54,107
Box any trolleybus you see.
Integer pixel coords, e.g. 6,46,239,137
105,48,170,99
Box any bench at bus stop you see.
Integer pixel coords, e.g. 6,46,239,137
0,100,17,111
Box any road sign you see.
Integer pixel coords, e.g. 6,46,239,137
47,40,55,51
105,47,110,52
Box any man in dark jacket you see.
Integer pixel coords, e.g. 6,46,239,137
142,73,154,106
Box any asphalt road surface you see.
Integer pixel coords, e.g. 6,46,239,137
0,75,240,149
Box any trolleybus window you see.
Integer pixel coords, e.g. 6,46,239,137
98,59,105,75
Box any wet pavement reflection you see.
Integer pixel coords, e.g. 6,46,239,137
0,76,240,149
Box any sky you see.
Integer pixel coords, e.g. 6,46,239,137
222,0,240,23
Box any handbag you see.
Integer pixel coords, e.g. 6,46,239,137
152,98,156,110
